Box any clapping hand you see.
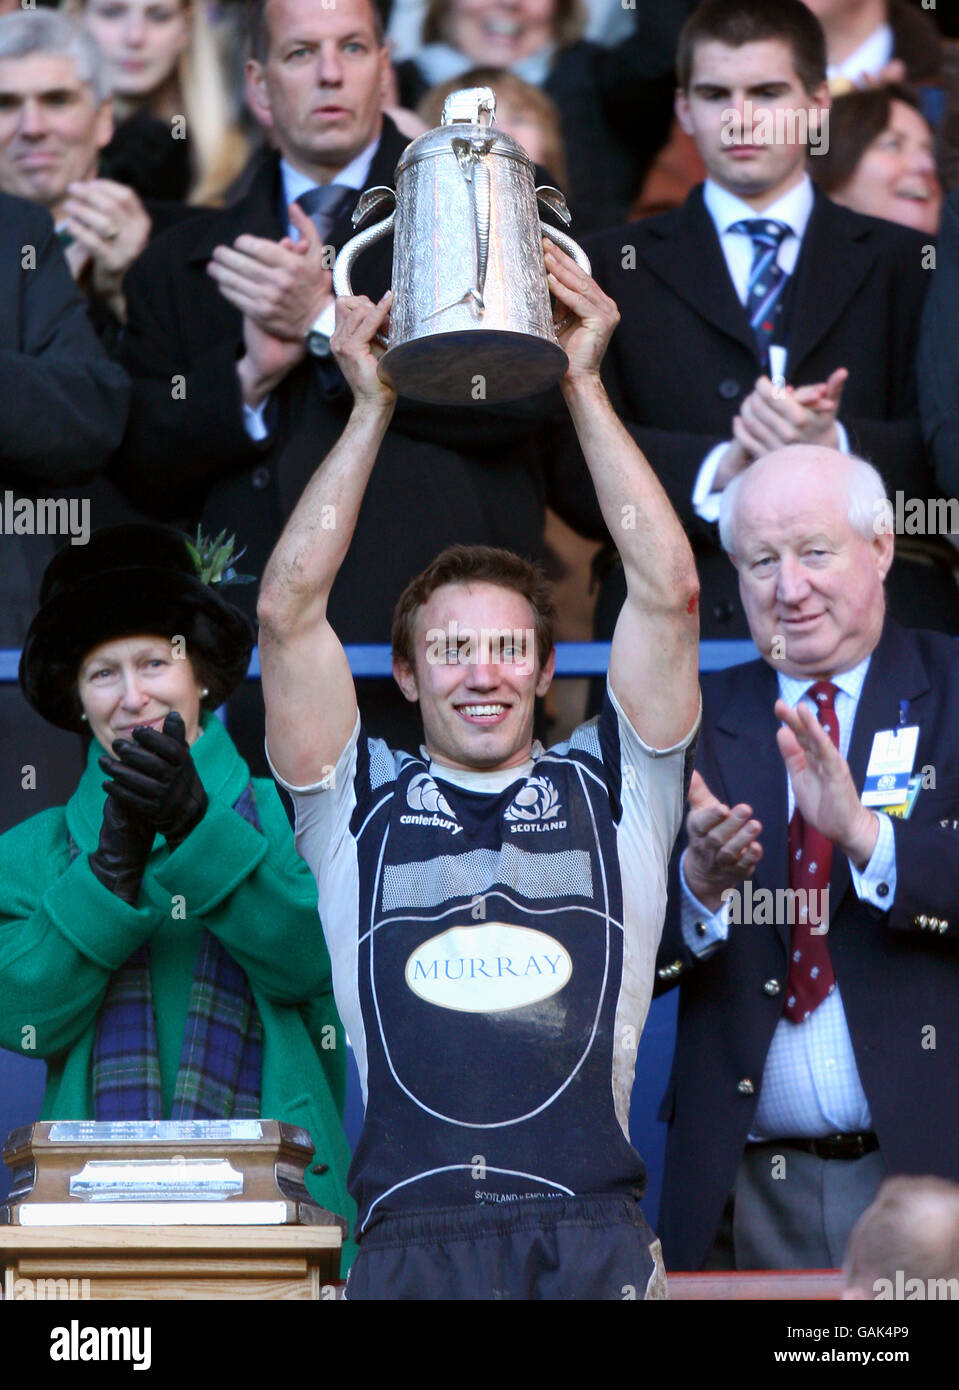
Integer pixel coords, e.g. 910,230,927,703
774,699,879,869
100,711,208,851
682,770,763,914
734,368,848,457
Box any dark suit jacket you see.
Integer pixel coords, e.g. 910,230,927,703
558,184,958,639
918,187,959,496
653,619,959,1271
112,119,576,762
0,193,130,830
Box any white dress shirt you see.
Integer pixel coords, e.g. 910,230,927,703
828,24,894,85
680,655,898,1137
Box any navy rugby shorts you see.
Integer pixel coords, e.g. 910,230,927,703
344,1194,668,1300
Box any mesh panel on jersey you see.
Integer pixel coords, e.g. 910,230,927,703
367,738,400,792
381,844,593,911
548,717,602,764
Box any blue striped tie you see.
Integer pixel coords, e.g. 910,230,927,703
729,218,792,370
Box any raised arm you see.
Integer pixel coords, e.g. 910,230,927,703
546,244,700,748
257,293,395,786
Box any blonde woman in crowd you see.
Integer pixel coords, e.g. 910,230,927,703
64,0,248,204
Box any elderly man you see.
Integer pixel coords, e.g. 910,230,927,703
654,444,959,1272
0,10,155,335
257,248,701,1299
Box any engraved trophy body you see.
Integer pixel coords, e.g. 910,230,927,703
333,87,591,405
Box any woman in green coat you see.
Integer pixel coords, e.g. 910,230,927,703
2,524,355,1264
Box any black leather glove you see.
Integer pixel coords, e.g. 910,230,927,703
89,792,155,905
99,711,208,851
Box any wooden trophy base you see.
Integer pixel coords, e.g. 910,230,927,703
0,1225,343,1300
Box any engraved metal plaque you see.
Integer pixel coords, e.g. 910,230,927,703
69,1158,244,1201
48,1120,263,1144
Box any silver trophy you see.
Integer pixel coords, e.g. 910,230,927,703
333,87,591,405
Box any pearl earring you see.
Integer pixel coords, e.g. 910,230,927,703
200,688,210,698
80,713,88,722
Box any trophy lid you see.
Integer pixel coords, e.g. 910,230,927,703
396,86,534,173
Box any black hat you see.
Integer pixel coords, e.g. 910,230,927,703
19,525,256,732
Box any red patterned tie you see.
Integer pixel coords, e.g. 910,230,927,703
784,680,838,1022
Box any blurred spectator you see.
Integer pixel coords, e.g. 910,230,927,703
0,11,159,338
387,0,645,58
391,0,682,233
64,0,249,204
417,65,567,186
918,187,959,499
810,84,942,234
843,1177,959,1298
630,121,706,220
802,0,942,90
0,190,129,830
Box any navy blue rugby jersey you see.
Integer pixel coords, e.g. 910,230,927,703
268,682,698,1237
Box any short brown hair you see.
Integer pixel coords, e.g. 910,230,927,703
676,0,828,96
246,0,385,63
421,0,584,51
391,545,556,672
809,83,929,194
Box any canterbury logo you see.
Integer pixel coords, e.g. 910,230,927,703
407,773,456,818
504,776,561,823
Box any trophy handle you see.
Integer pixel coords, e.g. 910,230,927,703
540,224,592,336
536,187,591,336
332,186,397,348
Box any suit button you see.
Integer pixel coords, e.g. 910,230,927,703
712,599,736,623
718,378,741,399
737,1078,755,1095
763,979,781,996
876,882,889,898
251,465,271,490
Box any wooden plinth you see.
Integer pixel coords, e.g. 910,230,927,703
0,1225,343,1300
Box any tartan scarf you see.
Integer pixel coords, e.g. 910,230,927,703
84,783,264,1120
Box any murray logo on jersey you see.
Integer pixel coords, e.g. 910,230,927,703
400,772,463,835
405,923,573,1012
504,776,567,833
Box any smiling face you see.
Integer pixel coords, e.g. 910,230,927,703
77,633,205,752
830,99,941,235
393,581,555,773
80,0,190,102
676,37,829,208
730,449,893,678
0,53,111,217
446,0,556,66
246,0,388,181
